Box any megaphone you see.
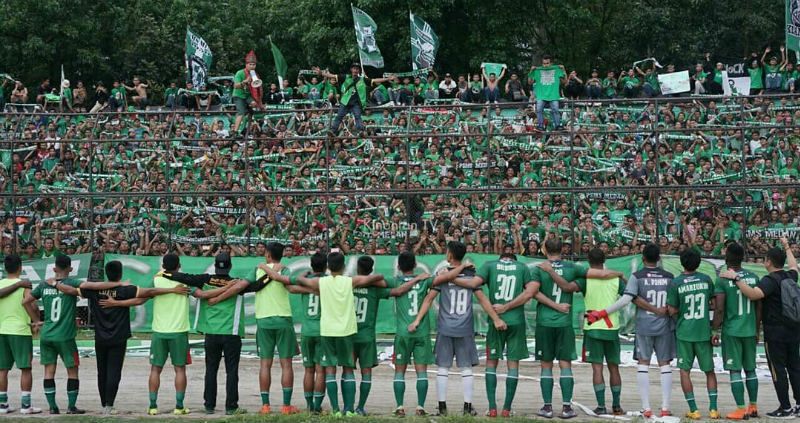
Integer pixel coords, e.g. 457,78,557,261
249,70,262,88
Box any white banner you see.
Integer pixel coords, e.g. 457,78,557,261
722,71,751,96
657,70,690,95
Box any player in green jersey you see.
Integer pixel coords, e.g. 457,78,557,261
447,252,539,417
0,254,42,415
667,249,719,420
532,238,624,419
716,242,760,420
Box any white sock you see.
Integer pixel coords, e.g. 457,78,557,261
461,367,473,403
660,365,673,411
637,364,650,411
437,368,449,402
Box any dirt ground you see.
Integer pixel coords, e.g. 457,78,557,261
0,352,782,421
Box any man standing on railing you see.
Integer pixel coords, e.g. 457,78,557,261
232,52,259,136
529,55,566,130
312,64,393,136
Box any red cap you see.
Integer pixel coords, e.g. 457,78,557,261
245,50,257,64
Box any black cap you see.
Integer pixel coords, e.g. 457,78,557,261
351,63,361,69
215,252,232,274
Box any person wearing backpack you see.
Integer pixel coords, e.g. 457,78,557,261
723,237,800,419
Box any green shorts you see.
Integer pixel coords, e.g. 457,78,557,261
582,334,621,365
393,335,434,366
677,339,714,372
321,336,355,368
301,335,322,368
151,332,190,367
0,334,32,370
487,323,529,361
353,339,379,369
256,327,298,360
40,339,79,368
535,325,577,362
722,335,756,372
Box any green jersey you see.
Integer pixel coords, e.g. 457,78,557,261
32,278,82,341
300,291,321,336
390,275,430,338
532,260,587,328
353,285,391,342
152,275,191,333
667,272,714,342
714,269,759,337
233,69,247,98
532,65,565,101
477,258,532,326
195,283,245,337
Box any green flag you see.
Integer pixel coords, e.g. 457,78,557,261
351,6,384,68
788,0,800,52
481,62,507,78
410,12,439,70
270,39,288,87
185,27,213,90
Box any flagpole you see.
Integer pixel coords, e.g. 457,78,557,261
351,4,366,76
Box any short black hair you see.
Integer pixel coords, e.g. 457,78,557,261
642,243,660,264
588,248,606,266
106,260,123,282
542,54,553,61
500,252,517,261
310,252,327,274
266,242,285,261
4,254,21,274
767,247,787,269
447,241,467,261
679,249,701,272
55,254,71,271
725,242,745,267
328,252,345,273
162,253,180,272
545,238,562,255
357,256,374,276
398,251,416,272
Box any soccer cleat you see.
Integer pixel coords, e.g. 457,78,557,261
0,404,13,414
49,407,60,415
659,409,673,417
709,409,721,419
393,407,405,417
437,402,447,416
685,410,702,420
747,404,759,418
281,405,299,415
487,408,498,417
726,407,750,420
501,409,513,418
640,409,653,418
147,407,158,415
560,405,578,419
766,408,795,419
354,407,367,416
464,402,478,416
66,407,86,415
593,406,608,415
537,404,554,418
331,411,343,417
204,407,215,414
415,407,427,416
612,406,625,416
345,410,357,417
259,405,271,415
20,406,42,415
225,408,247,416
173,407,190,415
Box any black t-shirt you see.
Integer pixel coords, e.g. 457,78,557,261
81,285,139,344
757,269,800,342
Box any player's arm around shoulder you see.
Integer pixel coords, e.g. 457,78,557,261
389,273,430,297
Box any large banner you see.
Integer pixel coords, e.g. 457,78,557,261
657,70,691,95
787,0,800,53
723,61,751,96
104,254,771,335
352,6,384,68
185,28,213,90
410,13,439,71
0,253,92,305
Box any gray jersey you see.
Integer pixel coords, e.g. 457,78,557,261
434,267,476,337
625,267,674,336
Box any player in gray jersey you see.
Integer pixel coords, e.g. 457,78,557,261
411,241,505,417
596,243,675,418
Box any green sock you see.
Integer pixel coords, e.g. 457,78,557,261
393,372,405,407
260,391,270,406
342,373,356,412
486,367,497,410
486,367,498,410
67,379,79,409
745,370,759,404
304,392,313,410
313,392,325,412
593,384,606,407
148,391,157,409
357,374,371,410
611,385,621,408
282,387,292,406
541,368,554,405
416,371,428,408
43,379,57,410
503,368,519,411
326,374,340,412
560,368,574,404
0,391,7,405
21,392,31,409
709,389,718,411
175,391,185,409
730,372,745,408
685,392,697,412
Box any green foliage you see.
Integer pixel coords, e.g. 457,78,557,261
0,0,785,87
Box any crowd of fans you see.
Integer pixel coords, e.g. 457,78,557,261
1,48,800,261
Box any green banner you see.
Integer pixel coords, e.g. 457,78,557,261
410,12,439,71
104,254,770,335
0,253,92,285
788,0,800,53
352,6,384,68
185,27,213,90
